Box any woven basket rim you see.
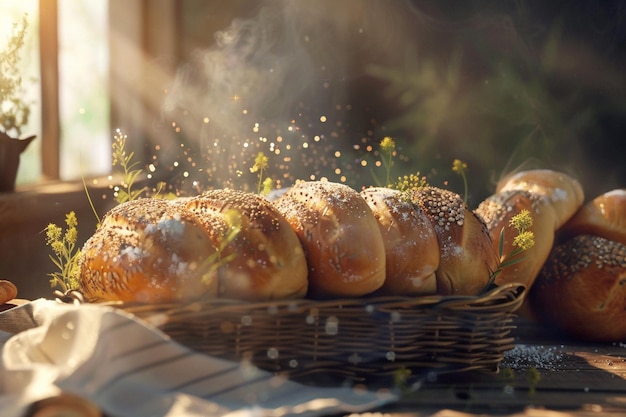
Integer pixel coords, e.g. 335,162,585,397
104,282,527,314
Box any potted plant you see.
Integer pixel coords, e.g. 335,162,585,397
0,15,35,192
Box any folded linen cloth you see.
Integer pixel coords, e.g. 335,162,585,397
0,299,395,417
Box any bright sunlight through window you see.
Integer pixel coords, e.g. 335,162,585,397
1,1,109,185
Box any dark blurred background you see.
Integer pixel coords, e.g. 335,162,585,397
150,0,626,206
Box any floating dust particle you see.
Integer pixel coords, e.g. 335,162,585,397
155,92,402,193
501,344,564,370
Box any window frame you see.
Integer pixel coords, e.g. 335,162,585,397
31,0,180,188
39,0,60,181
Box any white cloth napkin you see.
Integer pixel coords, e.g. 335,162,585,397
0,299,395,417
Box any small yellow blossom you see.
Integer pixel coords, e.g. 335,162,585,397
485,207,536,293
251,152,270,194
380,136,396,154
250,152,269,173
46,223,62,244
65,211,78,228
513,230,535,251
378,137,397,186
64,227,78,246
51,241,65,255
250,152,269,194
509,209,533,232
452,158,467,174
262,177,274,196
45,211,82,292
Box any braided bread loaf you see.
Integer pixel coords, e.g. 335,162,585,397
81,176,582,303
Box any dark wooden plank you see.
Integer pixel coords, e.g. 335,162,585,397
359,318,626,416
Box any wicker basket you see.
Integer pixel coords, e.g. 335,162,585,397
114,282,526,382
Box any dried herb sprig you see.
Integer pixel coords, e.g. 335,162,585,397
112,129,147,203
0,14,31,137
200,208,242,285
250,151,271,195
45,211,82,293
485,209,535,291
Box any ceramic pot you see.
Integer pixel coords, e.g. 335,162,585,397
0,131,36,192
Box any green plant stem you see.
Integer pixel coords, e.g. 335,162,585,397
384,153,393,186
257,168,264,194
461,173,468,205
81,174,100,226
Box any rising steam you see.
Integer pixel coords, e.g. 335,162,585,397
160,0,419,192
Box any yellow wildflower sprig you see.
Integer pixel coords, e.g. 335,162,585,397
112,129,147,203
45,212,82,293
250,151,270,195
452,159,469,204
199,209,242,285
486,209,535,290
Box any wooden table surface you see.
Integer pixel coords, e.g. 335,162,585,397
363,318,626,417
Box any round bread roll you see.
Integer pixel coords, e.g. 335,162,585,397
475,189,558,290
496,169,585,229
360,187,439,296
410,187,499,296
79,198,220,303
560,189,626,245
530,234,626,342
274,181,386,298
0,280,17,305
181,189,308,301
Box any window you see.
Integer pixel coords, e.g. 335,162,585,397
1,0,109,187
58,0,110,180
